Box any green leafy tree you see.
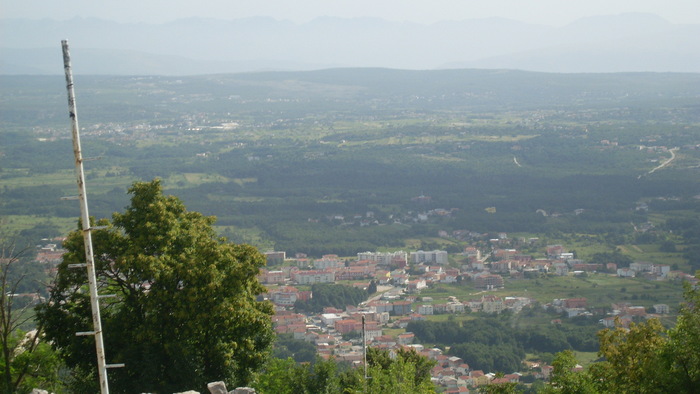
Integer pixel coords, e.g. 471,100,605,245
364,353,436,394
1,239,64,393
480,381,519,393
253,356,347,394
543,350,596,394
594,318,670,393
36,180,274,393
567,274,700,393
663,279,700,392
362,347,436,393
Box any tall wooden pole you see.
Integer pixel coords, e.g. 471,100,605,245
61,40,111,394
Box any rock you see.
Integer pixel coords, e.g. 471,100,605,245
207,381,228,394
232,388,256,394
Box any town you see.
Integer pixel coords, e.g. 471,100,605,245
255,239,695,392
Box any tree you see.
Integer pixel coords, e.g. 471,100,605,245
544,274,700,394
367,279,378,295
363,347,436,393
1,238,63,393
543,350,596,394
594,318,670,392
664,279,700,392
36,180,274,393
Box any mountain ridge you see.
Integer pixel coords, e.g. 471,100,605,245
2,13,698,75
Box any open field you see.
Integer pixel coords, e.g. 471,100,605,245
419,274,685,311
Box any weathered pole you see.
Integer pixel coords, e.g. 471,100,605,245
61,40,111,394
362,315,367,381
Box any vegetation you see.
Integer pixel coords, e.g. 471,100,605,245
35,180,274,393
0,240,63,393
1,69,699,391
545,277,700,393
253,348,436,393
1,71,699,263
407,316,599,373
294,283,368,313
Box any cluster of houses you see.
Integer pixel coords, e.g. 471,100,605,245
544,296,672,327
271,307,522,392
26,238,696,391
256,243,700,391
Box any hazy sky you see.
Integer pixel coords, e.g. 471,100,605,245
3,0,700,25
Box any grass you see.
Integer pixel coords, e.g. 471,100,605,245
573,351,600,367
1,215,77,236
415,273,685,312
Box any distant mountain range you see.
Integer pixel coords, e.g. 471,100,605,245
2,13,699,75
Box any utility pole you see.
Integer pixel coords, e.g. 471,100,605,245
362,315,367,381
61,39,114,394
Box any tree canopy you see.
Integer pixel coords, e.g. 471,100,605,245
36,180,274,393
546,275,700,394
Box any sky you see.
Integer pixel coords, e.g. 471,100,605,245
2,0,700,26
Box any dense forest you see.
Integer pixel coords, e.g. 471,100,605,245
1,70,699,262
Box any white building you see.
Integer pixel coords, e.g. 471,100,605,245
294,270,335,284
410,250,449,265
417,304,434,315
357,251,407,266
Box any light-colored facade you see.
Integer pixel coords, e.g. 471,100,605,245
294,270,335,284
410,250,449,265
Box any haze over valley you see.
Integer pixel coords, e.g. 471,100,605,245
2,13,700,74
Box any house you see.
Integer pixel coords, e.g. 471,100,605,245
367,300,393,314
546,245,565,258
372,335,396,347
564,298,587,309
293,269,335,284
334,319,362,335
417,304,434,315
407,279,427,292
455,363,470,375
446,302,465,313
261,270,287,284
321,313,342,327
481,295,505,314
617,268,635,277
397,332,415,345
313,256,344,270
447,356,464,368
464,246,481,260
474,274,504,289
653,304,670,314
409,313,426,321
392,301,412,315
335,266,374,280
270,286,304,306
410,250,449,265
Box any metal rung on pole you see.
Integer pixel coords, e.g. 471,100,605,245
106,364,125,369
87,226,108,231
61,196,80,200
68,263,88,269
98,294,118,299
76,331,96,336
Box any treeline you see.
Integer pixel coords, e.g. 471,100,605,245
407,317,599,373
254,347,435,394
294,284,368,313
